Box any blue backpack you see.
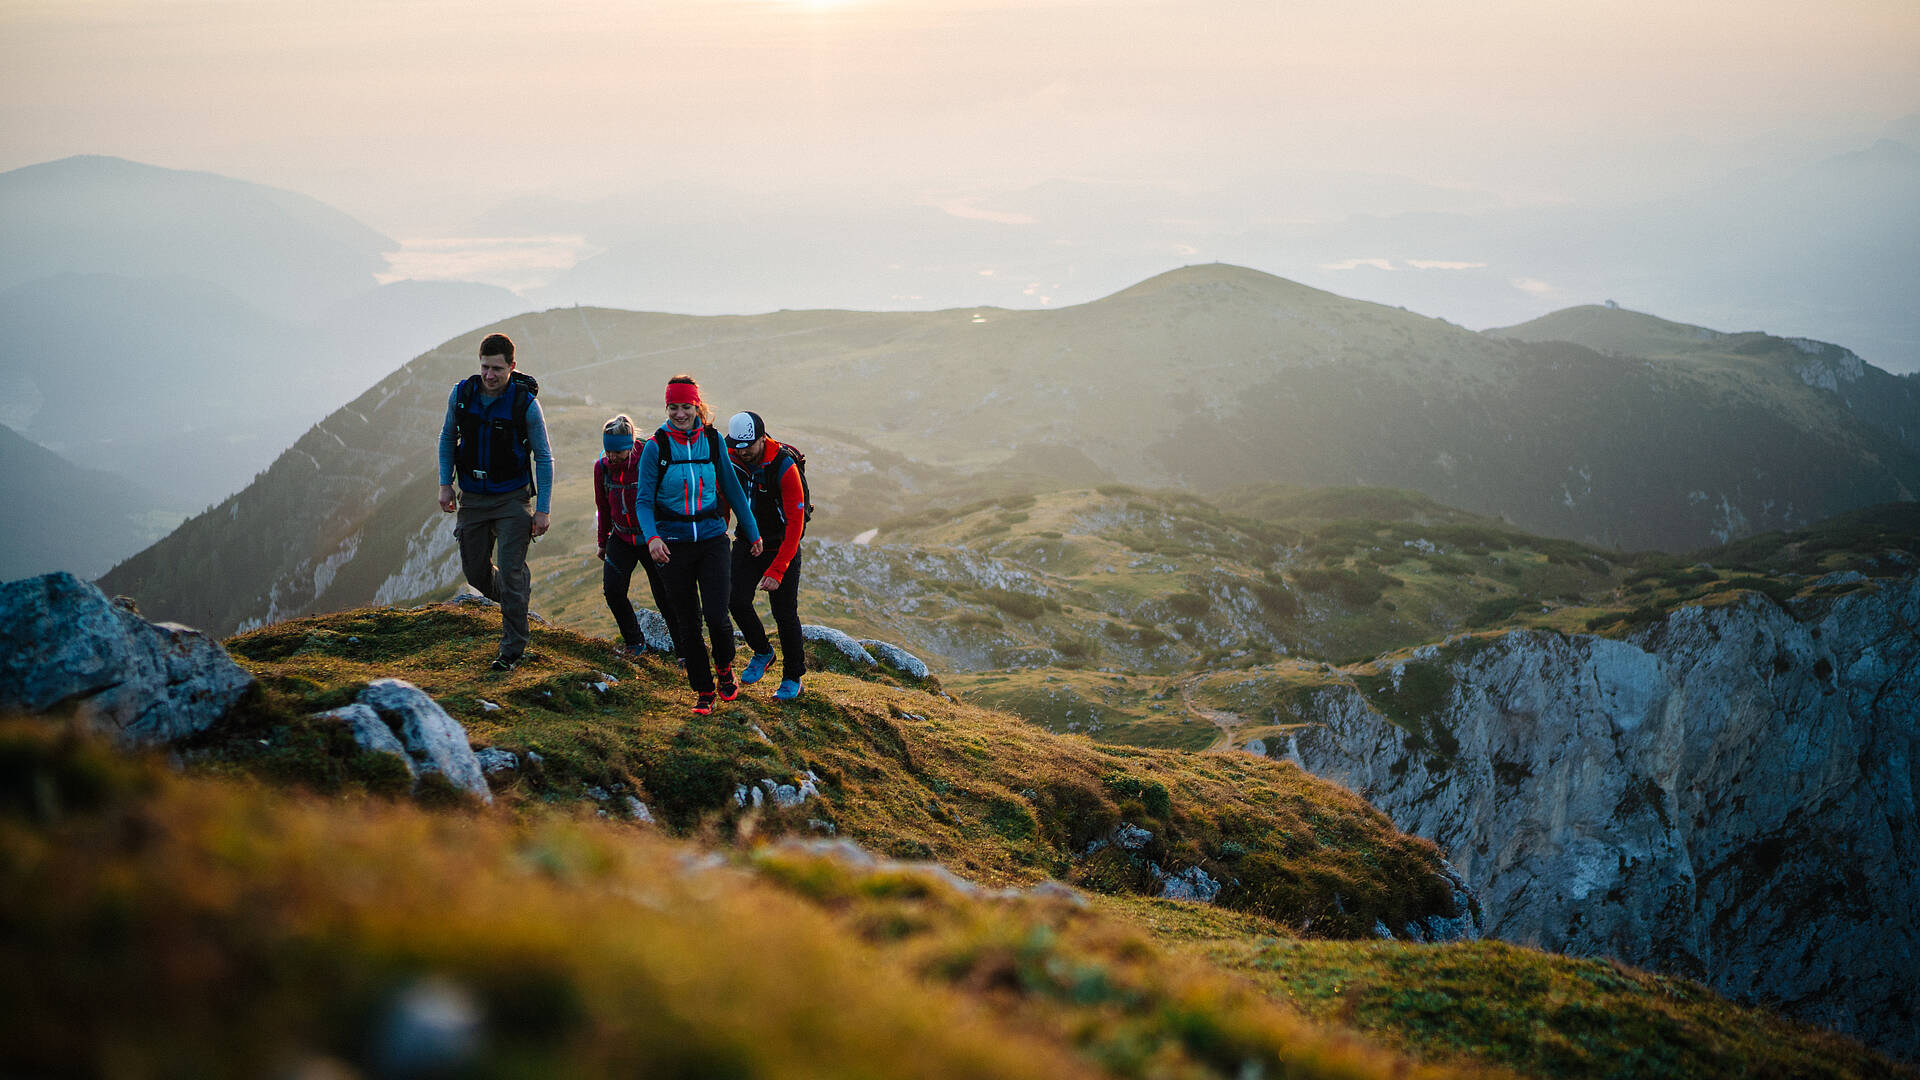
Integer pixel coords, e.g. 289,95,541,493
649,426,729,522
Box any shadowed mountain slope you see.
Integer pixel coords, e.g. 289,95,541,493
0,424,182,580
1490,303,1920,458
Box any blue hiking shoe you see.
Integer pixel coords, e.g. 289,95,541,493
740,652,776,685
774,678,803,701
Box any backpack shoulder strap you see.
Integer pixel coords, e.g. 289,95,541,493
455,375,479,412
652,429,672,470
511,382,533,429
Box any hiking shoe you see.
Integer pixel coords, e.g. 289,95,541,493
716,666,740,701
774,678,802,701
693,692,716,715
615,642,647,662
489,656,518,672
740,652,775,685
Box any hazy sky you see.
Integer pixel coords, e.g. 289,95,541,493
6,0,1918,229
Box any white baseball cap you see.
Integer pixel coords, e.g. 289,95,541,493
726,411,765,448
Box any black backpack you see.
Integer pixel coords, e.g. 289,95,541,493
774,445,815,524
739,443,814,527
454,371,540,492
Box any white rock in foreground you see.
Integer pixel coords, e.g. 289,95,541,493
801,624,875,666
354,678,492,804
858,639,931,679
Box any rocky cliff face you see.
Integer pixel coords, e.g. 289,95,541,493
1278,575,1920,1058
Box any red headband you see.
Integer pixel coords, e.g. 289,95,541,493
664,381,701,406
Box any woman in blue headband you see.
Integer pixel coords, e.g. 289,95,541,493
594,413,678,660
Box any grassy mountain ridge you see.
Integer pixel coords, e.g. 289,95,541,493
215,601,1461,933
100,265,1920,638
3,600,1906,1079
1489,303,1920,458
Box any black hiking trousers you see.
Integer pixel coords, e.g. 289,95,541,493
730,542,805,683
603,533,677,655
656,533,734,693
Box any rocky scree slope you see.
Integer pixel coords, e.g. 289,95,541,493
1269,571,1920,1059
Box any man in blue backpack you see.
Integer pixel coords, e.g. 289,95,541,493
437,333,554,671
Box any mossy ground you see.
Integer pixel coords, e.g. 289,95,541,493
218,602,1458,934
1096,894,1907,1080
8,708,1905,1079
944,669,1210,751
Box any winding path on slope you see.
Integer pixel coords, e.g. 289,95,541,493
1178,673,1249,752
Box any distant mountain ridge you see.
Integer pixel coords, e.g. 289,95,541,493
101,264,1920,635
0,155,391,319
0,156,528,563
0,424,180,580
1491,303,1920,457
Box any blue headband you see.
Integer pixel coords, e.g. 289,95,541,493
604,431,635,453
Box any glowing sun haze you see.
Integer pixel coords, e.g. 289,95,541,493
4,0,1916,228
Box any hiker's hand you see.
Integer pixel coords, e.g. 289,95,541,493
437,485,457,513
750,538,764,557
648,538,670,564
531,511,550,538
596,546,606,561
759,574,780,592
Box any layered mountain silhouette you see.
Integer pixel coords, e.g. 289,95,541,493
0,156,526,544
0,424,180,581
101,263,1918,634
0,155,390,320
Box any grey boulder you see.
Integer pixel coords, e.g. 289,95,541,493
634,608,676,652
858,639,930,679
323,703,413,776
351,678,492,804
0,571,253,745
801,624,874,666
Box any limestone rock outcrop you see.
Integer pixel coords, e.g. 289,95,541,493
802,624,875,666
321,679,492,803
858,639,931,679
1279,577,1920,1057
0,571,253,744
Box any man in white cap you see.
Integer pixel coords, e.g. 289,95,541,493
724,410,810,700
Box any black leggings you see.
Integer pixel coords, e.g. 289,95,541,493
603,533,674,652
657,534,734,693
731,543,805,682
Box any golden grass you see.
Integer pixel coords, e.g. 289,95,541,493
218,602,1462,938
3,717,1483,1080
7,590,1910,1078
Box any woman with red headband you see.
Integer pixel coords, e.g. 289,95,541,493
635,374,762,715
